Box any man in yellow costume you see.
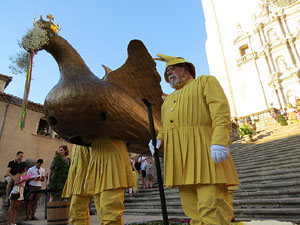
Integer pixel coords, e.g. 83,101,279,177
63,136,135,225
149,54,240,225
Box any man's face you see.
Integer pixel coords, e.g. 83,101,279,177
16,153,24,162
36,162,42,169
166,65,185,88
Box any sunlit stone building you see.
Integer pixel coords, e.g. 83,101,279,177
202,0,300,117
0,74,72,180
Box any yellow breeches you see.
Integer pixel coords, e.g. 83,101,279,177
227,188,234,220
132,171,139,193
178,184,232,225
69,195,90,225
94,188,125,225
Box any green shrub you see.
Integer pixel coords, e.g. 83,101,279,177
49,151,69,201
238,123,254,138
278,114,288,126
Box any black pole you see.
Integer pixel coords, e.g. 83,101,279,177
142,98,169,225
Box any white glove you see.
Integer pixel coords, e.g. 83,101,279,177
148,139,162,156
210,145,229,163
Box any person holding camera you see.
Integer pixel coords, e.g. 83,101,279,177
25,159,45,221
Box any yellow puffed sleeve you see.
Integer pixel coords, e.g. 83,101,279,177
202,76,232,147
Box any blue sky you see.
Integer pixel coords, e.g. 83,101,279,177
1,0,209,104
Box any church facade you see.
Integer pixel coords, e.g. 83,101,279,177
202,0,300,117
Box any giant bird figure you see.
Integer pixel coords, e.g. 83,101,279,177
33,16,163,154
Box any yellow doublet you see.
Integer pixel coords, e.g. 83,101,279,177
63,145,91,198
157,75,239,187
84,136,135,194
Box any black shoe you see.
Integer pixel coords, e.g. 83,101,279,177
31,217,38,220
89,210,96,215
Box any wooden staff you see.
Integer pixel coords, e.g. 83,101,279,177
142,98,169,225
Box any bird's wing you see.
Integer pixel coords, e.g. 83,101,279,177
105,39,163,121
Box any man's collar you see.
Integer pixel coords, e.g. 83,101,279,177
174,79,194,90
14,159,21,163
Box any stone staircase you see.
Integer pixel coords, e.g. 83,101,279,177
123,122,300,222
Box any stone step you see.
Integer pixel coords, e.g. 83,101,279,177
232,145,300,161
125,198,300,210
237,171,300,184
235,160,300,175
234,156,300,173
124,201,183,209
234,198,300,209
232,146,300,161
238,180,300,191
125,188,178,198
124,208,185,217
237,168,300,182
232,133,300,148
232,135,300,148
234,208,300,221
234,188,300,199
233,149,300,164
125,194,180,203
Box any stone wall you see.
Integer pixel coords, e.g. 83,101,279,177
0,100,72,182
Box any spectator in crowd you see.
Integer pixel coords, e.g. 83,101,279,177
47,145,70,201
138,155,148,189
286,103,297,122
296,99,300,120
279,108,287,117
128,156,134,198
8,162,29,225
4,151,24,207
132,155,141,194
296,99,300,113
145,158,154,189
25,159,45,221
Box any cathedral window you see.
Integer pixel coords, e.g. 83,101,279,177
267,29,278,42
276,56,288,72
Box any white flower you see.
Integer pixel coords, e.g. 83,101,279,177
21,25,49,52
9,24,50,74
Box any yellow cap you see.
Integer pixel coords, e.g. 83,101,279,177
154,54,196,82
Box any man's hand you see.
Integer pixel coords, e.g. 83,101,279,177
148,139,162,156
210,145,229,163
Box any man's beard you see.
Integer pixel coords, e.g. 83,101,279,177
169,74,185,88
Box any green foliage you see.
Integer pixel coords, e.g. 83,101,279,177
9,51,30,75
49,151,69,201
278,114,288,126
238,123,254,138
